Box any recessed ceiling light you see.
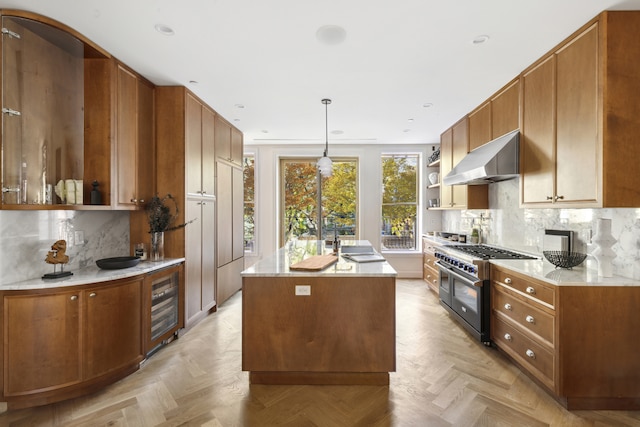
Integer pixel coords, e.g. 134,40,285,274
235,104,245,109
472,35,490,44
233,118,240,122
261,130,269,134
423,103,433,108
403,129,411,133
407,118,414,123
155,24,175,36
316,25,347,45
331,130,344,135
189,80,198,85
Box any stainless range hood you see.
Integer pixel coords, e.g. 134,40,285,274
443,129,520,186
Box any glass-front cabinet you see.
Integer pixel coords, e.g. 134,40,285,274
1,16,85,206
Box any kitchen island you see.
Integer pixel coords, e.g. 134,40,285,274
241,240,397,385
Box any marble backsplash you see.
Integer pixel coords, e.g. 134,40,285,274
0,210,130,285
442,178,640,280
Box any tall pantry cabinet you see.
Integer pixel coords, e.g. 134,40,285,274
215,115,245,305
154,87,222,328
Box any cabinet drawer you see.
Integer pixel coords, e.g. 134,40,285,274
492,266,555,307
423,252,437,270
493,316,555,388
423,265,439,293
493,285,555,345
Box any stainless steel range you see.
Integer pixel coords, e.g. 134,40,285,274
435,244,536,345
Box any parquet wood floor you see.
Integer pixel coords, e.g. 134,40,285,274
2,279,640,426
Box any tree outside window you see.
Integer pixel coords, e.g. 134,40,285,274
381,154,418,251
281,158,357,246
244,155,255,253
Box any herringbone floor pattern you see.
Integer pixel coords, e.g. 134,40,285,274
2,279,640,426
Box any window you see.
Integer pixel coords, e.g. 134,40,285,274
243,155,255,253
381,154,419,251
280,158,357,246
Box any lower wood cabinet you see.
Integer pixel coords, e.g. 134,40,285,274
421,237,439,294
1,262,184,410
491,264,640,410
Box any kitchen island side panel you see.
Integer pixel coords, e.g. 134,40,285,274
242,276,396,375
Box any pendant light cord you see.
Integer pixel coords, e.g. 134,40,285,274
322,98,331,156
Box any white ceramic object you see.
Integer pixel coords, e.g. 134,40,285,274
592,218,617,277
428,172,439,185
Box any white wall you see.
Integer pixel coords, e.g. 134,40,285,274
244,143,441,278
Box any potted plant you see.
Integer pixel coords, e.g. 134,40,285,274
146,194,195,261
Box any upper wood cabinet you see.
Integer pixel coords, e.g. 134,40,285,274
439,117,488,210
185,93,216,197
215,115,243,166
521,11,640,208
468,78,520,151
114,62,155,209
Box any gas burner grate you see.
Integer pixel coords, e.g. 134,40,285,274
446,245,536,260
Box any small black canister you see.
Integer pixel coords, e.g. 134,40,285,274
90,180,102,205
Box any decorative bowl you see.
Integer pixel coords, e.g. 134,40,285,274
542,251,586,269
96,256,141,270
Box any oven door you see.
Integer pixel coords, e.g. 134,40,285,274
437,263,453,308
449,268,482,332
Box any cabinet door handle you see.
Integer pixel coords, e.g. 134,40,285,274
139,199,145,203
526,349,536,359
70,295,78,301
526,315,535,323
504,277,512,284
504,333,512,341
504,303,512,310
130,198,138,203
89,292,97,298
526,286,536,295
546,196,553,200
554,195,564,201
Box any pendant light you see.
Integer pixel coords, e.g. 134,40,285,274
317,98,333,177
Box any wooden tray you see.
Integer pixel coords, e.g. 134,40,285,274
289,253,339,271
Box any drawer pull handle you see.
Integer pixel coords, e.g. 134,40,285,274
70,295,78,301
505,277,512,284
504,303,512,311
526,315,535,323
504,333,512,341
526,349,536,359
526,286,536,295
89,292,97,298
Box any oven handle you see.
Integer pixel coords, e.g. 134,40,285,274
436,261,484,287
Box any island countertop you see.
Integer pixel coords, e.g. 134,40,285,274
241,239,397,277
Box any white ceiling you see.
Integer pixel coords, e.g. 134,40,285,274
2,0,640,146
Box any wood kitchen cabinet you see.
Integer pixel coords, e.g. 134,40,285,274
491,264,640,410
2,277,143,408
114,62,155,210
439,117,488,210
520,11,640,208
3,289,82,398
83,278,143,379
215,115,243,166
468,78,520,151
154,87,219,328
421,236,439,294
215,160,244,305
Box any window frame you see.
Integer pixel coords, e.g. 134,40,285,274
279,157,359,247
380,153,421,253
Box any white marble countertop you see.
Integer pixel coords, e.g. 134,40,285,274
422,234,640,286
490,257,640,286
242,240,397,277
0,258,185,291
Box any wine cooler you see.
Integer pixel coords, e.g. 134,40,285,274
146,264,183,355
